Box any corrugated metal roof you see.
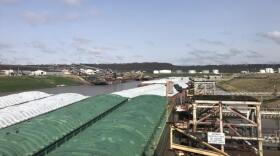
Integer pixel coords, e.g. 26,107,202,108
112,84,178,98
0,91,51,109
0,94,127,156
0,93,88,129
48,95,168,156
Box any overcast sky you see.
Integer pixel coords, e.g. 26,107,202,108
0,0,280,65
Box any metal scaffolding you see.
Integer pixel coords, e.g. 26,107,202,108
194,81,216,95
169,95,263,156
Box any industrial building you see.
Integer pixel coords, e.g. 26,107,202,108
31,70,47,76
0,69,14,76
153,70,172,74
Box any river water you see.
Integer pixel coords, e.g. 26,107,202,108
38,81,140,96
0,81,140,97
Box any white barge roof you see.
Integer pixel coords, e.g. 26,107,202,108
112,84,178,98
0,91,51,109
141,77,190,88
0,93,88,129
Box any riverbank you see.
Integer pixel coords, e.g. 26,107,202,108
0,76,85,92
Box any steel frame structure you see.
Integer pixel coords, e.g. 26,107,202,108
169,97,263,156
194,81,216,95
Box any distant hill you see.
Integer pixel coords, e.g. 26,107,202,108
85,63,280,73
1,63,280,73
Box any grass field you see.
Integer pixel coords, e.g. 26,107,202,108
217,75,280,92
0,76,84,92
216,74,280,107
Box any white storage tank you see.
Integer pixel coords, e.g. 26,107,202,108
265,68,274,73
159,70,172,74
202,70,210,74
153,70,159,74
212,69,219,74
259,69,266,73
188,70,196,74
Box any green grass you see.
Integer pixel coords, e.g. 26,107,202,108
0,76,83,92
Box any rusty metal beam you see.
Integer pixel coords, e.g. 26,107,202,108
195,100,261,105
174,127,229,156
190,121,257,127
227,107,257,126
227,124,258,153
225,136,263,141
197,109,219,123
171,143,226,156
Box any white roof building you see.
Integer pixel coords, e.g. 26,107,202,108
0,69,14,76
80,69,96,75
31,70,47,76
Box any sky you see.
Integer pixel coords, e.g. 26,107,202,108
0,0,280,65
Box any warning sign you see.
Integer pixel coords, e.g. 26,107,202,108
207,132,225,145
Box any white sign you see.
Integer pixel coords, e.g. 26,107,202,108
207,132,225,145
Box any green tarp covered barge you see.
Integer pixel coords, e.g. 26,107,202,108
49,95,168,156
0,77,190,156
0,94,128,156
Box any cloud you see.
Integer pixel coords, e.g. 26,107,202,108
185,43,192,47
186,49,227,64
76,47,107,58
115,55,124,60
146,41,155,46
178,48,249,65
25,41,56,54
89,9,101,17
64,13,80,21
229,48,244,56
0,0,19,4
246,50,262,59
22,11,82,26
62,0,82,6
199,38,225,46
0,43,13,50
73,37,92,45
133,54,143,58
22,11,50,26
259,31,280,44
